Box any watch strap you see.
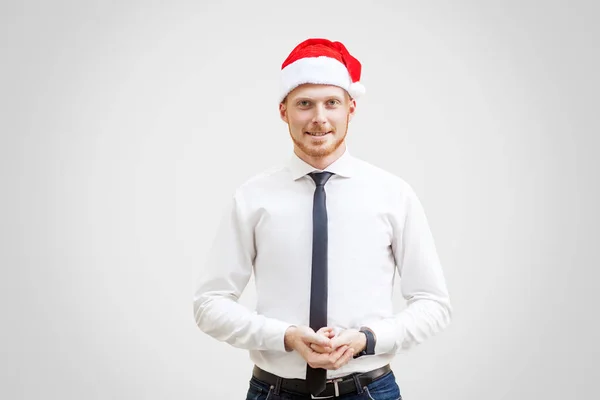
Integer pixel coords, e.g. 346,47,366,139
361,327,376,355
354,327,376,358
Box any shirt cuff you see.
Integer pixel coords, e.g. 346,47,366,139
264,318,295,352
365,318,400,355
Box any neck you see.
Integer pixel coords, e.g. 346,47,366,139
294,142,347,170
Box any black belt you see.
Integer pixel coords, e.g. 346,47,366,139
252,364,391,398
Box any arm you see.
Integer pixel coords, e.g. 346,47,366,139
192,192,293,352
366,184,453,355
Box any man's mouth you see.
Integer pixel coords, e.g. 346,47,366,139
305,131,332,137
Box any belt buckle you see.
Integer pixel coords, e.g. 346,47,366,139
311,377,344,399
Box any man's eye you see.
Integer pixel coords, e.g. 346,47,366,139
298,101,310,107
328,100,340,105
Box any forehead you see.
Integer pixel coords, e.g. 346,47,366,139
287,84,348,99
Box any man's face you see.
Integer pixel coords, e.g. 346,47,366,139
279,84,356,159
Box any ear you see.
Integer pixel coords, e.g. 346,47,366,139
347,98,357,122
279,102,288,123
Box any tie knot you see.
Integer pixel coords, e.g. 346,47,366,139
309,171,333,186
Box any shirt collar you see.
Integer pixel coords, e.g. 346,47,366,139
288,147,355,181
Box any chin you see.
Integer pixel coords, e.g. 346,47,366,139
291,131,345,158
304,144,338,158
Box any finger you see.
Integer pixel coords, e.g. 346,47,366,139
316,329,336,342
307,349,334,368
295,331,320,356
304,331,332,348
319,345,349,370
309,345,347,369
329,335,351,350
296,341,316,361
333,347,355,370
316,327,334,335
327,344,349,364
310,343,333,353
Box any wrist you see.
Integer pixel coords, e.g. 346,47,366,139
357,331,367,353
284,326,297,352
354,327,376,358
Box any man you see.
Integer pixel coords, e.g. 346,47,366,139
193,38,452,400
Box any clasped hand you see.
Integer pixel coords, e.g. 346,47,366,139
284,326,366,370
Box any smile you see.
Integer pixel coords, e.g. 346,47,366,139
305,131,332,137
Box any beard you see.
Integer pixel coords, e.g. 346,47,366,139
288,114,349,158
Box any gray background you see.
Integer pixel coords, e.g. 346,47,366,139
1,0,598,399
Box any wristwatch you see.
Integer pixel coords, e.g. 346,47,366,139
353,327,376,358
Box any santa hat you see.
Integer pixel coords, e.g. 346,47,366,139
279,38,365,103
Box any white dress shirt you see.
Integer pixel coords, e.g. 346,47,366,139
193,149,452,379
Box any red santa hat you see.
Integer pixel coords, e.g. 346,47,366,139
279,38,365,102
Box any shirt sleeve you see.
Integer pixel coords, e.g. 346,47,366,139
193,192,293,352
366,184,453,355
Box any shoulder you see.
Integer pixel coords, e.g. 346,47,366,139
233,164,289,199
351,156,415,195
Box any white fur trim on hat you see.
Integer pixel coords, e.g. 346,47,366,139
348,81,366,99
279,56,363,102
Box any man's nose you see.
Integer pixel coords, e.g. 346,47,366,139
311,105,327,125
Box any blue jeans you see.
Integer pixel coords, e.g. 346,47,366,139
245,370,402,400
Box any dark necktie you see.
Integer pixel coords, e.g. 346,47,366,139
306,171,333,396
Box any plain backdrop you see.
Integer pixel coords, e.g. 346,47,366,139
1,0,599,399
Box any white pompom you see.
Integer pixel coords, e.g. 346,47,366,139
348,81,366,99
